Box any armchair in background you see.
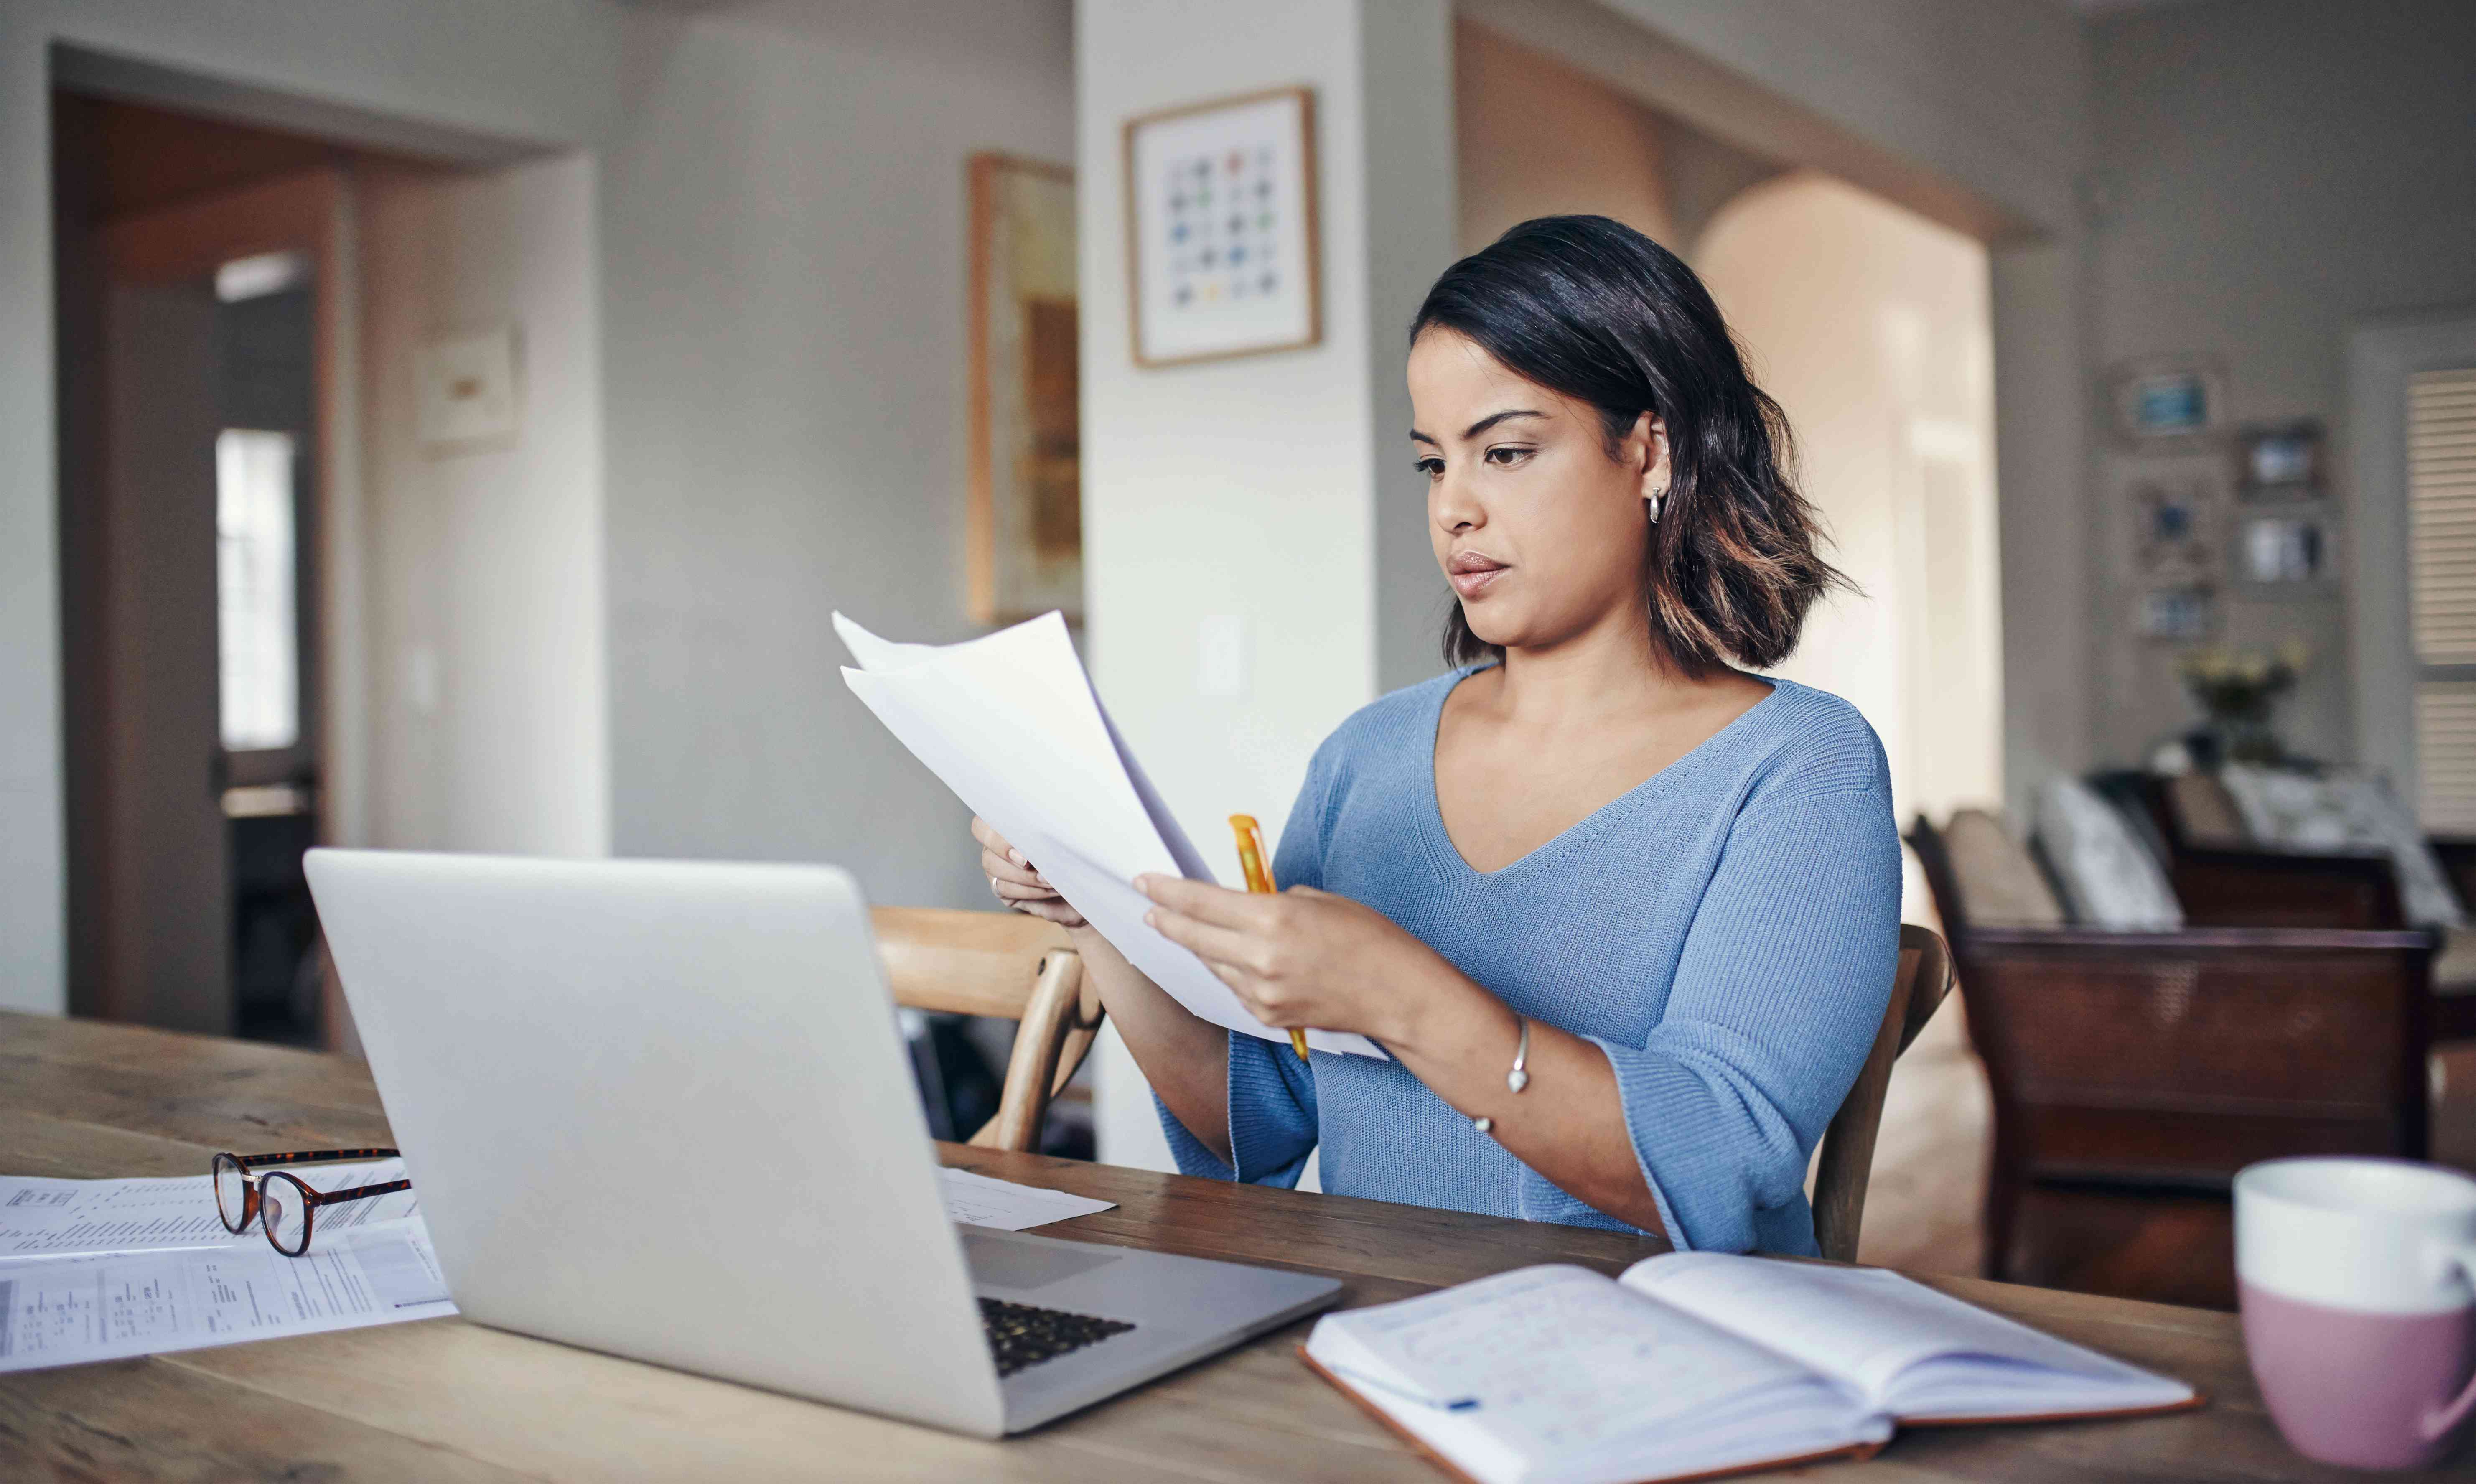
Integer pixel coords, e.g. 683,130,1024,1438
2130,765,2476,1036
1910,802,2432,1310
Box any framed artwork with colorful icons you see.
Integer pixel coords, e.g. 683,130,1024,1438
1122,87,1320,368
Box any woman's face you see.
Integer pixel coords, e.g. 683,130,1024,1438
1407,328,1669,654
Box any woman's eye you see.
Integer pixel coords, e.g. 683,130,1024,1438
1413,456,1445,480
1484,445,1533,467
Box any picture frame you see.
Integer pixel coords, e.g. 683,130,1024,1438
2234,509,2333,588
2235,420,2323,499
967,152,1082,624
2138,585,2219,641
2110,357,2226,443
1122,86,1321,368
2134,478,2218,579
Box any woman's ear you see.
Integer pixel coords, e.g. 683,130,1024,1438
1629,412,1673,521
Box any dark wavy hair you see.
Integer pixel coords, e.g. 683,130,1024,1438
1412,215,1845,675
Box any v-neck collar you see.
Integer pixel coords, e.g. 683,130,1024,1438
1419,665,1786,881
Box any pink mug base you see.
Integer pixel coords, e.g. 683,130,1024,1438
2241,1281,2476,1471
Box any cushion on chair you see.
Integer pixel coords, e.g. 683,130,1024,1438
2034,779,2185,930
2219,765,2468,929
1941,809,2066,928
2436,926,2476,993
2166,771,2250,848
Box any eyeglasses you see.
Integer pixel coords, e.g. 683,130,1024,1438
211,1148,410,1257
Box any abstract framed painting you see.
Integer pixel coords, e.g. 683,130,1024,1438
967,152,1081,624
1122,86,1321,368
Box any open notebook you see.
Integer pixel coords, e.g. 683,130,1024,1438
1303,1254,2199,1484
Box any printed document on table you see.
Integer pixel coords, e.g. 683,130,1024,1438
837,611,1384,1058
0,1162,419,1259
939,1168,1114,1231
0,1219,456,1372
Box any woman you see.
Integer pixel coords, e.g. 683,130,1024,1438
974,215,1899,1256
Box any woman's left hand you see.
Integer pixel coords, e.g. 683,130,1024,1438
1135,875,1462,1046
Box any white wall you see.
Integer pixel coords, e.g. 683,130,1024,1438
2085,0,2476,769
8,0,1085,1014
361,154,610,856
597,2,1076,907
1077,0,1457,1167
0,0,625,1014
1455,20,1671,255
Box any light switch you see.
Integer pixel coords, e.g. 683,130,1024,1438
404,645,440,717
1197,614,1248,698
416,327,520,448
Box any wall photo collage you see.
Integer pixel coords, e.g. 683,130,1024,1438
2116,359,2334,641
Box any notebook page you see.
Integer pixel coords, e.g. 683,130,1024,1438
1308,1264,1868,1479
836,612,1384,1058
1619,1254,2190,1416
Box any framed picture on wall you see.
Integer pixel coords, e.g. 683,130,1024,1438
2134,478,2219,580
2111,357,2226,442
967,152,1081,624
1123,87,1321,367
2234,509,2333,587
2235,420,2323,499
2137,585,2219,641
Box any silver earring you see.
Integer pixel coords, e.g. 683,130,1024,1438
1648,486,1667,524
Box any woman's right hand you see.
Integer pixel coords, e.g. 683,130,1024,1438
973,817,1087,929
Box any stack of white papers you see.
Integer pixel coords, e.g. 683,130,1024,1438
0,1164,1117,1371
0,1162,456,1373
0,1164,420,1258
837,611,1384,1058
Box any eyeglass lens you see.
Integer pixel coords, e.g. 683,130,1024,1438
212,1154,252,1233
262,1173,312,1255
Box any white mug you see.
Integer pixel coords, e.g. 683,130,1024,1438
2236,1157,2476,1470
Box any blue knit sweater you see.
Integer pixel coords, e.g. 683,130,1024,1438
1154,669,1901,1255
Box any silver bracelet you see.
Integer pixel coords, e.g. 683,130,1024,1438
1472,1015,1530,1136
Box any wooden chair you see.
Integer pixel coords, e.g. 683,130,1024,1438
1812,924,1955,1263
1909,811,2434,1308
871,906,1104,1153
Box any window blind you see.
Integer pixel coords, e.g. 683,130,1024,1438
2411,368,2476,828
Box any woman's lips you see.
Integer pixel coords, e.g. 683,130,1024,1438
1447,552,1509,598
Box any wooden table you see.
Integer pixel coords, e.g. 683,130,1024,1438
0,1011,2453,1481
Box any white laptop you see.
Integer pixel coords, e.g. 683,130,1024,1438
303,850,1341,1437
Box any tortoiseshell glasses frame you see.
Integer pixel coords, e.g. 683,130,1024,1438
211,1148,411,1257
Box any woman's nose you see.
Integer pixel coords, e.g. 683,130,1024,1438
1431,471,1483,533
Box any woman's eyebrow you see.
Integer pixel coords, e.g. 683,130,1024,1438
1407,408,1548,445
1462,408,1546,439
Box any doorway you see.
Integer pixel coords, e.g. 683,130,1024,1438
1692,171,2004,830
54,95,381,1045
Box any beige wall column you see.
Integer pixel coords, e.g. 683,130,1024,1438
1076,0,1457,1170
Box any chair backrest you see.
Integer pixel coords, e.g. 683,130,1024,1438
1956,927,2431,1187
1812,923,1954,1263
870,906,1103,1153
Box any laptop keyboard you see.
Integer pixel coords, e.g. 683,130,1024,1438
979,1297,1136,1377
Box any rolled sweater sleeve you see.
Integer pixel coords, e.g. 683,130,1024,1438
1154,741,1335,1186
1588,779,1901,1253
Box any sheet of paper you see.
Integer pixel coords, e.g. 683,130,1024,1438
938,1168,1114,1230
0,1162,420,1259
0,1217,456,1372
837,611,1384,1058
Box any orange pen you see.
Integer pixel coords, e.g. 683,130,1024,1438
1229,814,1311,1062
